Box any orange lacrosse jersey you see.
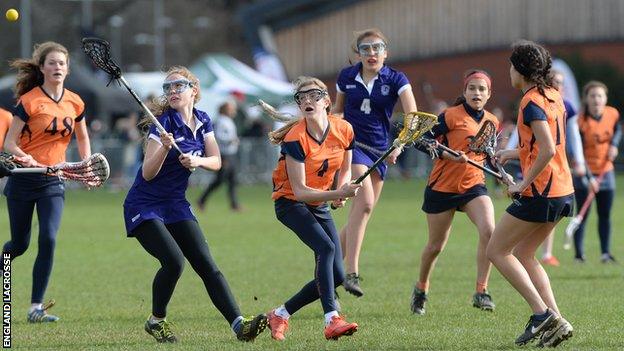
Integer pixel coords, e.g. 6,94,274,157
428,104,499,193
0,108,13,150
14,87,85,166
577,106,620,174
272,115,354,206
516,87,573,198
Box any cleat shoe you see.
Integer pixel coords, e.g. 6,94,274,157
538,317,573,348
236,314,268,342
574,256,586,263
27,300,60,323
515,310,558,346
144,319,177,343
267,310,289,341
472,291,495,311
541,256,560,267
324,315,358,340
601,253,617,264
410,287,427,315
343,273,364,297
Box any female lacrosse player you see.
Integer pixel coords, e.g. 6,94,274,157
123,66,266,343
489,40,574,347
410,70,497,315
333,28,417,296
267,76,360,341
573,81,620,263
2,42,92,323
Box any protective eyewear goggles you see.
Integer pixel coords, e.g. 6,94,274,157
357,42,386,56
162,79,194,95
294,88,328,105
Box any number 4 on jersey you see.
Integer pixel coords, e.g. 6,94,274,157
360,98,371,114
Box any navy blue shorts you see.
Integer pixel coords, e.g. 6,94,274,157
123,199,197,236
422,184,488,214
506,193,575,223
352,145,386,180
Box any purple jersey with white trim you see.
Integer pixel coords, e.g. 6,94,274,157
124,108,213,204
336,62,410,149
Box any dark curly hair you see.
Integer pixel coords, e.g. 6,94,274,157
509,40,554,102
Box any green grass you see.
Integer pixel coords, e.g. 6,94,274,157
1,178,623,350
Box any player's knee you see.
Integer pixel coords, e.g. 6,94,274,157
6,241,29,257
316,240,336,257
164,257,185,276
425,243,444,256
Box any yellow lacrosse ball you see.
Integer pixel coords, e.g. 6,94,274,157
5,9,19,22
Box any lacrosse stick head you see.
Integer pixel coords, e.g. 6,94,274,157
394,111,438,147
57,153,110,188
468,120,497,156
81,38,122,80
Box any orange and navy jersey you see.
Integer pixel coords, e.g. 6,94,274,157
516,87,573,198
14,87,85,166
0,108,13,150
427,103,499,193
272,115,354,206
577,106,620,174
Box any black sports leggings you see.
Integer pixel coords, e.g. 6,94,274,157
275,198,345,314
133,219,240,322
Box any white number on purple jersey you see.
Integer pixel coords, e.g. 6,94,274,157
360,98,371,114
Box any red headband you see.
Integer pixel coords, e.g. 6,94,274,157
463,72,491,90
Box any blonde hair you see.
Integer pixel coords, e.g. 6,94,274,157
268,76,330,145
10,41,69,98
351,28,388,54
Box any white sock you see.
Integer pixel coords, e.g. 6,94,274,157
274,305,291,320
149,315,165,324
30,303,43,312
324,311,339,325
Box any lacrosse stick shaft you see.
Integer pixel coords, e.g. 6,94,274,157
10,168,49,174
436,143,504,180
354,146,397,184
117,77,183,154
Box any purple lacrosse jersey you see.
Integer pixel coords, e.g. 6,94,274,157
336,62,410,150
123,108,213,235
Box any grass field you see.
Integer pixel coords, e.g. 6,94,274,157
1,178,623,350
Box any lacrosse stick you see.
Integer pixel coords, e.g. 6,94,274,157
468,119,515,185
563,170,607,250
419,139,504,180
1,152,110,188
354,111,438,184
81,38,183,155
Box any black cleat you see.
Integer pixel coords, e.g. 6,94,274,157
144,319,178,343
537,317,573,348
515,310,558,346
236,314,268,342
343,273,364,297
472,291,495,311
410,287,427,315
601,253,617,264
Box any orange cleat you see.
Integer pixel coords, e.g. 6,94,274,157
324,315,358,340
267,310,289,341
541,256,560,267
